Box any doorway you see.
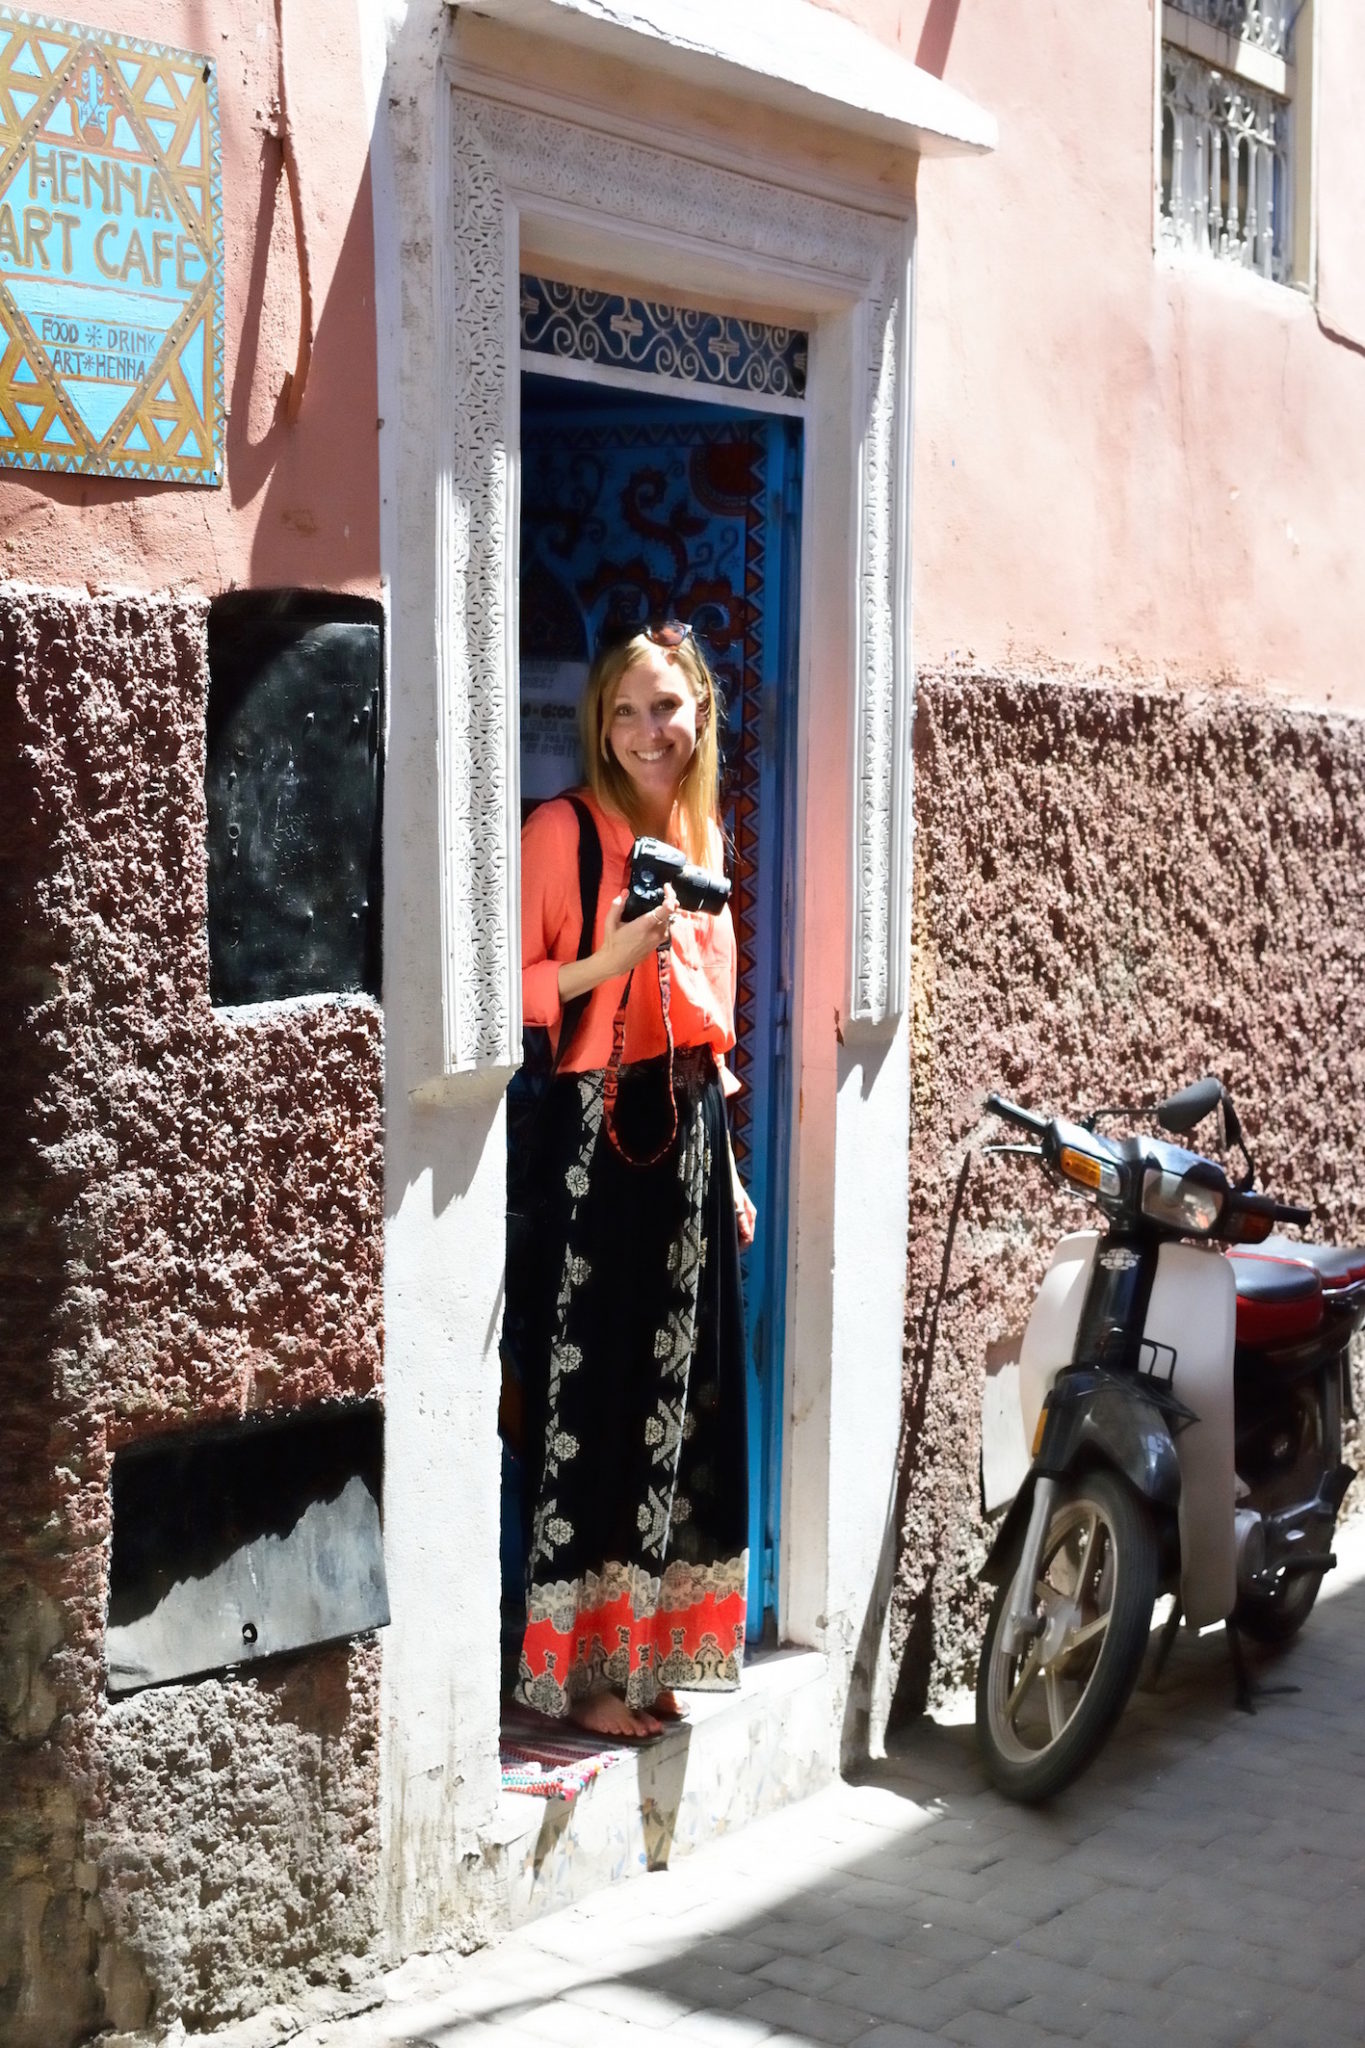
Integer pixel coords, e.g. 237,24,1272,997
508,367,802,1650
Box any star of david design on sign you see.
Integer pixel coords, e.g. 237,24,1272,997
0,7,222,483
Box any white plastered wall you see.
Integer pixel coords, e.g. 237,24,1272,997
361,0,940,1948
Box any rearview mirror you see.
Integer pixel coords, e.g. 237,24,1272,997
1155,1075,1224,1136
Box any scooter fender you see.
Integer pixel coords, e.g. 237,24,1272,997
1143,1241,1237,1629
979,1372,1181,1587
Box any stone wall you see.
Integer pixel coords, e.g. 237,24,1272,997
0,588,384,2043
892,669,1365,1719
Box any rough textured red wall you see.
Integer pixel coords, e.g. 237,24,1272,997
892,669,1365,1719
0,587,384,2042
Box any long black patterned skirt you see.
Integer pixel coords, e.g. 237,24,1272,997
514,1046,748,1716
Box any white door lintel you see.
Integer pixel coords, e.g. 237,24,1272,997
454,0,997,159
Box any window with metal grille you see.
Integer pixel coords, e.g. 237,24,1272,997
1159,2,1307,287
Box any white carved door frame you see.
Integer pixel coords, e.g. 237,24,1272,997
434,73,914,1649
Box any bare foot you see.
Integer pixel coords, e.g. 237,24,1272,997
568,1692,661,1743
652,1689,689,1721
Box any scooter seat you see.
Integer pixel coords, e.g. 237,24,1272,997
1259,1233,1365,1289
1227,1252,1324,1346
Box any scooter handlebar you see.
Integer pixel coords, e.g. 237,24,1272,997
1269,1201,1313,1228
985,1091,1050,1137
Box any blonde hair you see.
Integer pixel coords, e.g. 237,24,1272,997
579,631,722,862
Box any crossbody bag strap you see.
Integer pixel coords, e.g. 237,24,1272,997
551,794,602,1079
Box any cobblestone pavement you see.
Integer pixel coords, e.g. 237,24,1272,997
283,1518,1365,2048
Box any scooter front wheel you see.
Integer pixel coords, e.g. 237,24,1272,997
975,1470,1159,1803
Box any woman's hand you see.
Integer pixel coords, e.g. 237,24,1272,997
729,1141,757,1248
602,882,677,973
557,885,676,1004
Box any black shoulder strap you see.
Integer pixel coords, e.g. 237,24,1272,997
552,794,602,1075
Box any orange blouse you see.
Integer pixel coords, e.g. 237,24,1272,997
521,789,738,1079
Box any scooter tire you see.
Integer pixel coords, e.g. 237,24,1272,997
975,1470,1159,1804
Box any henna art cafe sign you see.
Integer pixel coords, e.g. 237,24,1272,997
0,8,222,482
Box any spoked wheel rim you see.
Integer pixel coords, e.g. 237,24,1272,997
985,1496,1122,1766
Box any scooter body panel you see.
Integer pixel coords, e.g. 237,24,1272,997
1146,1242,1237,1627
1010,1232,1237,1627
1018,1231,1099,1445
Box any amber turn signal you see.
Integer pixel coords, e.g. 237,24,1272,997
1058,1146,1102,1190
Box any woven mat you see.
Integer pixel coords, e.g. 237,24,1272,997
499,1705,632,1801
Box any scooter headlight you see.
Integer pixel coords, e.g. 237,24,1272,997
1140,1164,1225,1235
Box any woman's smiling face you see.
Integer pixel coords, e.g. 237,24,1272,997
605,643,700,808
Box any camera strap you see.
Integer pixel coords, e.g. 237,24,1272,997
602,947,678,1167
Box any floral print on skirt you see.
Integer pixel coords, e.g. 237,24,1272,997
515,1045,748,1716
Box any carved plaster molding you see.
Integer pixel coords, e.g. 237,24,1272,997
438,85,910,1072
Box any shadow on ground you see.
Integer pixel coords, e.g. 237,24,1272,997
310,1561,1365,2048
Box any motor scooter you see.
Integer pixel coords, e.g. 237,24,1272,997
975,1077,1361,1802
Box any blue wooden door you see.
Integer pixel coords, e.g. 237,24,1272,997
519,374,802,1638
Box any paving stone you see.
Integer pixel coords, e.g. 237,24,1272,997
838,1962,965,2023
821,1926,989,1977
743,1917,845,1958
837,1979,970,2037
751,1955,862,2000
1244,1993,1365,2048
559,1980,695,2027
849,2027,946,2048
950,1950,1107,2016
1062,1936,1190,1989
973,1863,1097,1919
734,1987,873,2045
1159,1962,1286,2021
1004,1989,1100,2039
894,1890,1031,1946
663,2010,776,2047
640,1964,772,2013
1082,2010,1185,2048
939,2006,1059,2048
524,2002,644,2047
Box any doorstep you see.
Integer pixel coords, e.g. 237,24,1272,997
483,1646,834,1928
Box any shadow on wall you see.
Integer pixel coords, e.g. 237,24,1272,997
915,0,963,77
235,118,381,587
888,669,1365,1731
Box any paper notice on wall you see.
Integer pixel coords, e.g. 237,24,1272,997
521,658,588,801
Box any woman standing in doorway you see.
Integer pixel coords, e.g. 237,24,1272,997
515,623,756,1742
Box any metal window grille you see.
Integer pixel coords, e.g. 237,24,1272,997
1160,44,1290,282
1166,0,1290,60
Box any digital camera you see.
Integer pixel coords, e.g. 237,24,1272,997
621,837,731,922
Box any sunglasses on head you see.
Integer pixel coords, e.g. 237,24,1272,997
596,617,694,661
641,619,693,650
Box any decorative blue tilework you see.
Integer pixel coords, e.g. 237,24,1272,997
520,275,807,402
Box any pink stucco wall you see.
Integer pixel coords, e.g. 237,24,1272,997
814,0,1365,707
0,0,379,596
